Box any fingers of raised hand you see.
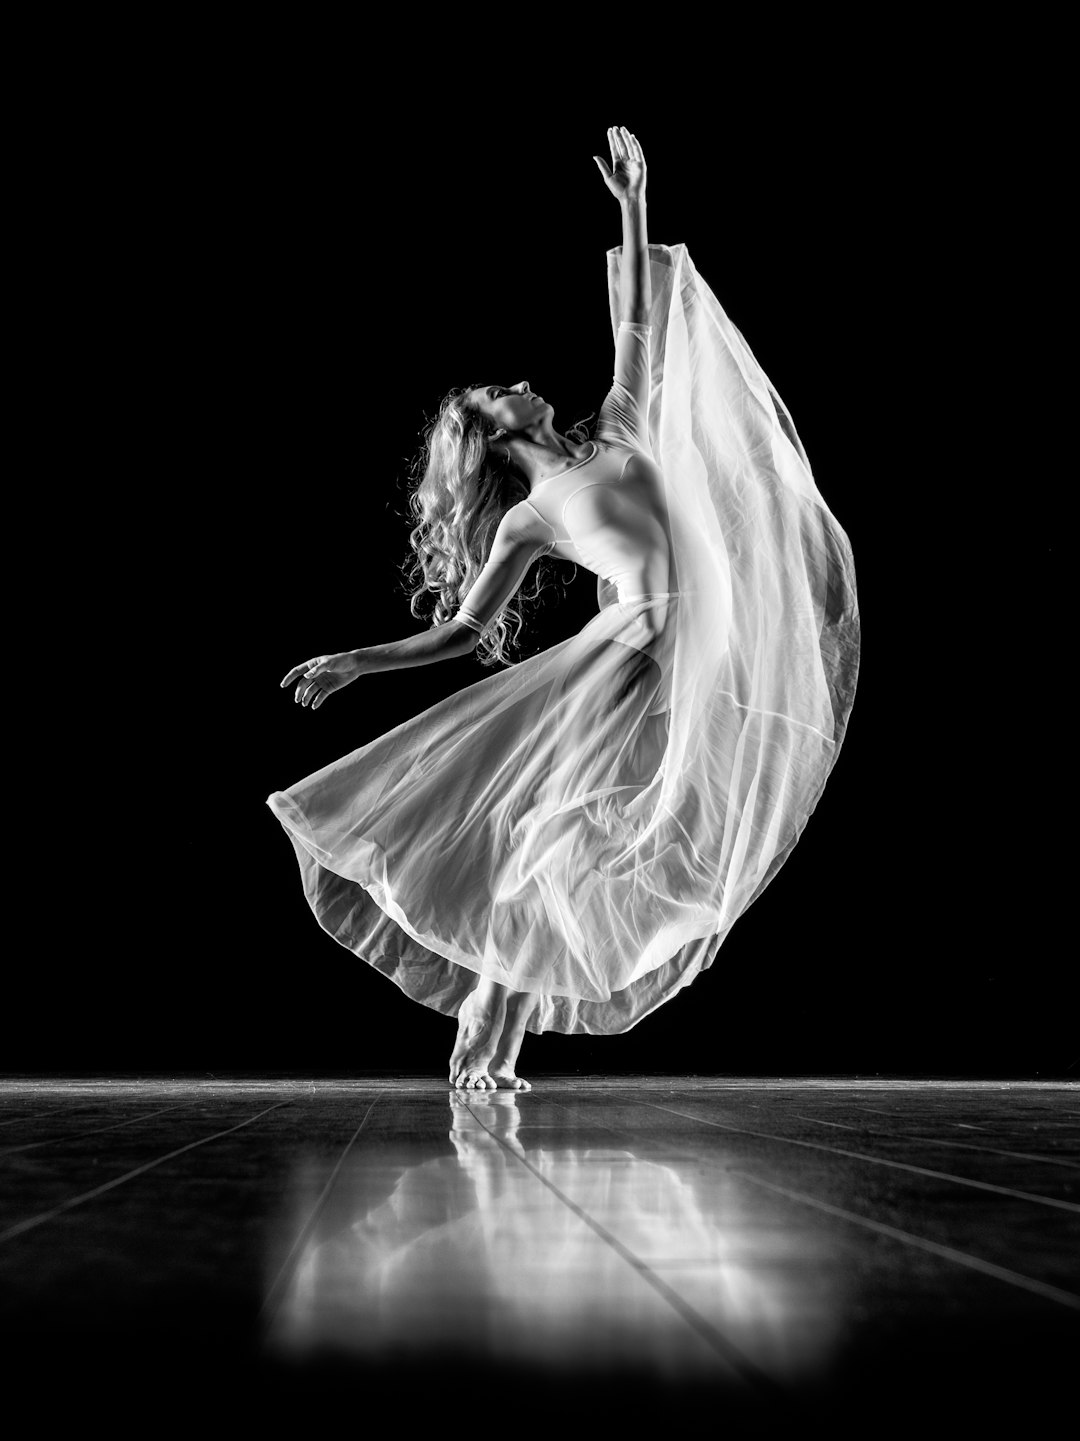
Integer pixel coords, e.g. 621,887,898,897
606,127,644,183
617,127,644,169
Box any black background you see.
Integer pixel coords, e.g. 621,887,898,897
19,30,1069,1078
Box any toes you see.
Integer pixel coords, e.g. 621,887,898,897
449,1068,501,1091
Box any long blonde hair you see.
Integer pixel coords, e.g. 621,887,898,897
401,384,593,667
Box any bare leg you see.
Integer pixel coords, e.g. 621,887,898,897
488,989,537,1091
449,977,507,1090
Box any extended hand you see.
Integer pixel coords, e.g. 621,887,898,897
593,126,646,203
280,650,367,710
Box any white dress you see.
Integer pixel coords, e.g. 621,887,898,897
266,243,860,1035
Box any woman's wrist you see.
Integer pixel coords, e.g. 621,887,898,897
350,625,467,675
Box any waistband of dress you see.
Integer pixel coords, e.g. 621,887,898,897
616,589,682,601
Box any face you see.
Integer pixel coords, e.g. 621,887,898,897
467,381,553,437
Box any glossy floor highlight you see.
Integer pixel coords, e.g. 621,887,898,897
1,1078,1076,1428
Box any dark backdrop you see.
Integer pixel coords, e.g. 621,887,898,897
19,43,1068,1077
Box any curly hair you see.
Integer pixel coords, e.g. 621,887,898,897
400,384,594,668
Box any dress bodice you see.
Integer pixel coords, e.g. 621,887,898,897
518,439,674,600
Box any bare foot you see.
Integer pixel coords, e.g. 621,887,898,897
449,983,506,1090
486,1064,532,1091
486,989,536,1090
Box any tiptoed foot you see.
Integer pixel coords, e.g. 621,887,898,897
449,984,506,1090
485,988,536,1090
486,1065,532,1091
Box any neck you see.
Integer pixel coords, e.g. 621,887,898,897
505,426,591,488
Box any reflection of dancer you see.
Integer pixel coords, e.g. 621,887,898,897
275,1092,837,1380
268,126,860,1090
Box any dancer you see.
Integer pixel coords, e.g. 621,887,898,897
269,127,860,1090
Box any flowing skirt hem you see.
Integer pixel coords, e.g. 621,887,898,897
267,789,727,1037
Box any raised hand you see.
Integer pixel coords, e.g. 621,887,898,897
593,125,646,203
280,650,368,710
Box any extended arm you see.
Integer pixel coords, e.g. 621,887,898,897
342,508,550,674
594,127,651,324
358,619,478,672
281,616,478,711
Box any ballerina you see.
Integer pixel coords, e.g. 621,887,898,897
270,127,860,1091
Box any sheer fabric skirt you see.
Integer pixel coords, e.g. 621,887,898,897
267,591,713,1036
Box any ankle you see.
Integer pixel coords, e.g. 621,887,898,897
459,991,505,1034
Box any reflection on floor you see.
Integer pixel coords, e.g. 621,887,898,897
1,1078,1076,1430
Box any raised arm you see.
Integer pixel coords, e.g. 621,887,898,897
594,126,651,324
595,323,652,454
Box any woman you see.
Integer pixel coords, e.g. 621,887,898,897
268,127,860,1091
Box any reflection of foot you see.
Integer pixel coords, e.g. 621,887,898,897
448,986,506,1090
449,1091,527,1159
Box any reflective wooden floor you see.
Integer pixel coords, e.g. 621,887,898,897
1,1078,1076,1432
